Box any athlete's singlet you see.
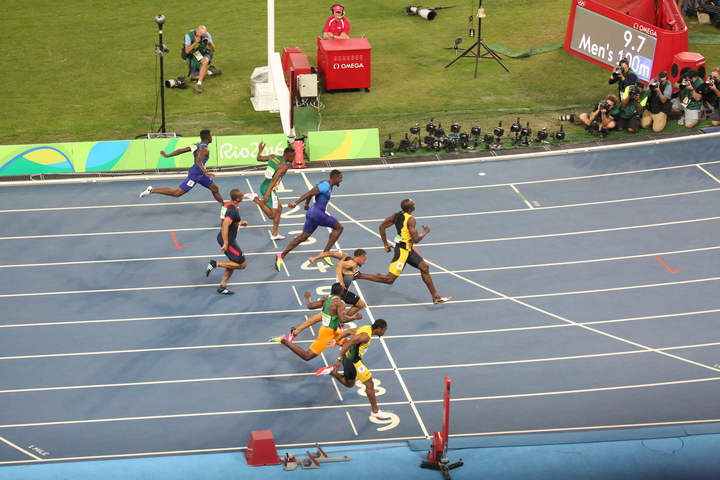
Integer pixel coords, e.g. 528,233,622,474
344,325,373,363
393,211,413,247
260,155,286,191
321,295,341,330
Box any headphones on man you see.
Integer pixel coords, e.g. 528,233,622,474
331,4,345,16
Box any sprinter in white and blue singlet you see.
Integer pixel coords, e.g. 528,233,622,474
274,170,345,272
139,129,223,204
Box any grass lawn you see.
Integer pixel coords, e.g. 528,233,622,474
4,0,719,148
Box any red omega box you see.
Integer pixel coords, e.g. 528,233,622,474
316,37,371,91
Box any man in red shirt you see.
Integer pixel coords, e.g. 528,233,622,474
323,4,351,39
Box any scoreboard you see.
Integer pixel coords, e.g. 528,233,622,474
564,0,688,82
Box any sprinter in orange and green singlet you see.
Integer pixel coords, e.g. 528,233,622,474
267,283,362,361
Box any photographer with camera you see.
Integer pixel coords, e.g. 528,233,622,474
578,95,620,135
640,71,672,132
608,59,638,98
616,82,647,133
184,25,221,94
323,4,351,39
699,67,720,127
671,68,706,128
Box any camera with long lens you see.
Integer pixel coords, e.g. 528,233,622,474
535,127,549,144
510,117,522,134
433,123,445,139
558,113,575,122
199,34,209,45
165,76,187,89
410,124,421,135
598,102,610,112
470,125,481,137
554,125,566,141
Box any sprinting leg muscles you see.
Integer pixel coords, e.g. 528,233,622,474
208,183,223,204
418,260,442,301
321,222,344,253
294,312,322,336
356,272,398,284
279,338,318,361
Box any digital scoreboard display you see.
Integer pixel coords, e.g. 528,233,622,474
569,6,658,82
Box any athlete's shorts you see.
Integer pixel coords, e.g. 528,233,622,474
216,234,246,264
341,356,372,383
302,207,338,234
259,182,280,209
309,325,344,355
341,288,361,307
180,169,214,192
388,242,423,276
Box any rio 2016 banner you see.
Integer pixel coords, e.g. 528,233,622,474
0,130,379,177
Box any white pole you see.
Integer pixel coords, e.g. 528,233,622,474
268,0,274,63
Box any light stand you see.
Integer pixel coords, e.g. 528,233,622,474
137,15,176,139
155,15,168,135
445,0,509,77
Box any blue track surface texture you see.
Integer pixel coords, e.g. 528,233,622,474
1,135,719,475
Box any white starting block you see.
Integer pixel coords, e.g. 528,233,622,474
282,444,351,471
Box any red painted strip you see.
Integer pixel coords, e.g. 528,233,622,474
171,231,189,249
654,255,680,273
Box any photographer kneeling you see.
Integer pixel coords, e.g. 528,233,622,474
184,25,221,94
641,71,672,132
616,82,647,133
579,95,619,136
671,69,705,128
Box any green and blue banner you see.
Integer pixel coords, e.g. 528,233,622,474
0,130,379,177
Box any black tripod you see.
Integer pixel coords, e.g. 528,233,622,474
445,0,509,77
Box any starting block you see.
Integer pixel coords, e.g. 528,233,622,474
281,444,351,471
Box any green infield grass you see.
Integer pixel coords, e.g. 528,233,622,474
4,0,719,149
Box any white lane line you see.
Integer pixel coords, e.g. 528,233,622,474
2,377,718,429
697,164,720,184
511,184,534,209
3,185,720,242
0,436,42,461
346,411,358,436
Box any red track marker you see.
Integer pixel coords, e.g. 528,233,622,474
171,231,189,249
654,255,680,273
